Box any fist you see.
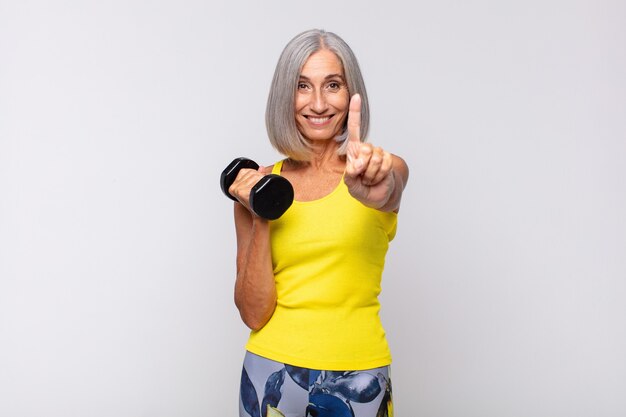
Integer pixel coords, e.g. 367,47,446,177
229,166,269,215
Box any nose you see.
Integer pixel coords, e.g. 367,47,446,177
309,89,328,114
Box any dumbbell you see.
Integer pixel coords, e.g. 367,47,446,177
220,157,294,220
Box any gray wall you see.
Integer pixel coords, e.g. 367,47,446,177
1,1,625,416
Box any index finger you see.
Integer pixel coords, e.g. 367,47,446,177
347,94,362,143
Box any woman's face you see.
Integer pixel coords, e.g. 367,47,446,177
295,49,350,143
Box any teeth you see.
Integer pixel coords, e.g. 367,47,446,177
309,117,330,124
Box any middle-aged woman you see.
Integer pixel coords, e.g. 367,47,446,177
229,29,409,417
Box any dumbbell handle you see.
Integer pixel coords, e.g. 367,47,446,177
220,157,294,220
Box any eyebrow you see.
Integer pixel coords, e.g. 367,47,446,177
299,74,345,81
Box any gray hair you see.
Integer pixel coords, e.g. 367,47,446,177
266,29,370,161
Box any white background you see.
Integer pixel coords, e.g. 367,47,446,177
1,1,625,416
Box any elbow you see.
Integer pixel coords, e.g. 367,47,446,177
239,307,275,331
243,315,269,332
235,293,277,331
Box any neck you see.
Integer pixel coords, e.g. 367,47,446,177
306,139,342,169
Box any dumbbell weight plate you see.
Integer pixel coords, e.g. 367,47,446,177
220,157,260,201
250,174,294,220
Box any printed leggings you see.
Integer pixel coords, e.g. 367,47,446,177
239,351,393,417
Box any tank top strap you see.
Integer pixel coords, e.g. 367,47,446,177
271,159,284,175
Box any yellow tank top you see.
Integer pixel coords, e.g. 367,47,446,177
245,159,397,370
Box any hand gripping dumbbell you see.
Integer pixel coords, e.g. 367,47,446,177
220,157,294,220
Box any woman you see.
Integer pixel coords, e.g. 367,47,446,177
229,29,409,417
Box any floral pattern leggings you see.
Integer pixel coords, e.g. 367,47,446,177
239,351,393,417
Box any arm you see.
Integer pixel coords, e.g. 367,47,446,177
231,169,277,331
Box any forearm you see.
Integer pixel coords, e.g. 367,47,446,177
369,154,410,213
234,217,277,330
377,169,405,212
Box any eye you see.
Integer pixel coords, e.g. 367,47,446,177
297,82,311,90
327,81,342,91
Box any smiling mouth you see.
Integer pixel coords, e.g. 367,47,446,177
305,115,333,125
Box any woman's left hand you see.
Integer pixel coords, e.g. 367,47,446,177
344,94,398,210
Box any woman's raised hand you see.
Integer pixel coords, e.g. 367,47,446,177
344,94,396,210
